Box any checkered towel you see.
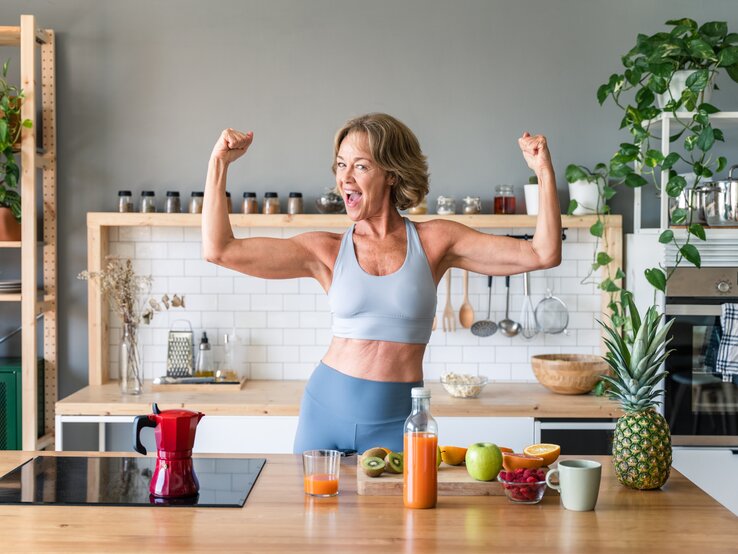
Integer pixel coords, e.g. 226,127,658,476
716,303,738,381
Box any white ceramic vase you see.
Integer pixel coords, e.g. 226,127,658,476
568,180,603,215
656,69,716,110
524,184,539,215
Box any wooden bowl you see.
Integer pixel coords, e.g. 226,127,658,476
530,354,609,395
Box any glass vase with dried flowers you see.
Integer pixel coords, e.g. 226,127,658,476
78,257,185,395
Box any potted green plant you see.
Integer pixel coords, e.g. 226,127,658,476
583,18,738,490
0,60,32,240
565,163,610,216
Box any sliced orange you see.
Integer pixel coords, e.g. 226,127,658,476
498,446,514,454
502,452,545,471
523,443,561,466
440,446,467,466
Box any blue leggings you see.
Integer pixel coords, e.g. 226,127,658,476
293,361,423,454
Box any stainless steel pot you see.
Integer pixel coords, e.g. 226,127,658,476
669,185,708,224
703,164,738,226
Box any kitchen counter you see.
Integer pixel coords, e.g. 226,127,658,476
0,451,735,553
56,380,622,417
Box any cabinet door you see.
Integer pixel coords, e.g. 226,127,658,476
193,416,299,454
435,417,534,451
0,372,20,450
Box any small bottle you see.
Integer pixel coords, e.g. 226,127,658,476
407,196,428,215
494,185,516,214
225,191,233,213
216,333,239,382
165,191,181,213
263,192,280,214
189,191,204,214
140,191,156,213
195,332,214,376
242,192,258,214
118,190,133,213
287,192,304,215
403,387,438,509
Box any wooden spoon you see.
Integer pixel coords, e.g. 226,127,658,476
459,270,475,329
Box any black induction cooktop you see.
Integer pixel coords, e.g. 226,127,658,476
0,456,266,508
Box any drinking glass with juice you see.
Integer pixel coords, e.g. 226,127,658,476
303,449,340,497
403,387,438,509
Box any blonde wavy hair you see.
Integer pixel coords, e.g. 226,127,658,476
332,113,429,211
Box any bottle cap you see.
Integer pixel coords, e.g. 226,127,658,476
141,190,155,196
264,192,278,198
200,332,209,344
118,190,132,196
411,387,431,398
243,192,256,198
191,191,204,197
166,191,179,197
289,192,302,198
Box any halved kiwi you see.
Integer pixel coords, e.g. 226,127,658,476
384,452,403,474
361,447,389,461
361,456,386,477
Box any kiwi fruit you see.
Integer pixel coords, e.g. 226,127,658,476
384,452,403,474
361,456,386,477
361,447,388,461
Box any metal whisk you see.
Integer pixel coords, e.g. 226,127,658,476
519,272,538,339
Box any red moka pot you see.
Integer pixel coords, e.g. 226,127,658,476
133,403,205,498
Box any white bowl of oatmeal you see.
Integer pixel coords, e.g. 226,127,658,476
440,372,489,399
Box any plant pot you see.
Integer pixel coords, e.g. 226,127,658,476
524,184,539,215
568,180,603,215
656,69,716,110
0,207,21,241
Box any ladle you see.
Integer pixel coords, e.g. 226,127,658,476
499,275,521,337
459,270,475,329
471,276,497,337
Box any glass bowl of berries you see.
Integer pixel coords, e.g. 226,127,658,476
497,468,548,504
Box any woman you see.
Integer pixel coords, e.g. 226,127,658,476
202,113,561,453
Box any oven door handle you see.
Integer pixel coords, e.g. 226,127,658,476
665,305,724,316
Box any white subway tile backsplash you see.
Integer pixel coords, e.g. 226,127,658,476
107,226,603,382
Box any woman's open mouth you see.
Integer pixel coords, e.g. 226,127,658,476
345,189,363,209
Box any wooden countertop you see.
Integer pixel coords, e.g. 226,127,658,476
56,380,623,418
0,451,735,553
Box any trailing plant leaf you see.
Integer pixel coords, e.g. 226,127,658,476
658,230,674,244
688,223,706,241
680,243,701,267
645,267,667,292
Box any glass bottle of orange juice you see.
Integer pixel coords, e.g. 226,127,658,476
403,387,438,509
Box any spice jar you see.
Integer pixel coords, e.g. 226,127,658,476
140,191,156,213
189,191,204,214
287,192,304,215
225,191,233,213
165,191,181,213
118,190,133,213
407,196,428,215
494,185,516,214
263,192,280,214
242,192,258,214
436,195,456,215
462,196,481,214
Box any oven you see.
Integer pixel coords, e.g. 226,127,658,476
664,267,738,447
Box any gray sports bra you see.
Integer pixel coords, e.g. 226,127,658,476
328,217,437,344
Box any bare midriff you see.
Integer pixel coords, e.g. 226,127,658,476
321,336,425,382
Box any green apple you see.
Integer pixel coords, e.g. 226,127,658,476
465,442,502,481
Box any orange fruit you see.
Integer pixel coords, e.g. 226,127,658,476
502,452,545,471
523,443,561,466
440,446,467,466
498,446,514,454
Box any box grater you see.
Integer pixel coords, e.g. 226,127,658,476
166,320,194,378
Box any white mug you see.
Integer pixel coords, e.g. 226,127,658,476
546,459,602,511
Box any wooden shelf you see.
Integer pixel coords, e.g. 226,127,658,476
0,293,22,302
0,241,22,248
88,212,620,229
0,25,49,46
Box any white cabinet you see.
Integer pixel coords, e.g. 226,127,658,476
194,416,299,454
672,447,738,516
436,417,534,451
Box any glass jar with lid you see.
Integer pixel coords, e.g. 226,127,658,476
287,192,304,215
242,192,258,214
407,196,428,215
140,191,156,213
263,192,280,214
165,191,181,213
462,196,481,214
494,185,516,215
189,191,204,214
436,195,456,215
118,190,133,213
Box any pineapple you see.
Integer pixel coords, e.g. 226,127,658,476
600,296,674,490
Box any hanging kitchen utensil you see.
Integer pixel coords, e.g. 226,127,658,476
459,270,475,329
499,275,521,337
471,276,497,337
442,270,456,332
166,319,194,377
534,288,569,334
519,272,538,339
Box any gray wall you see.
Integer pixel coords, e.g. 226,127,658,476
0,1,737,448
